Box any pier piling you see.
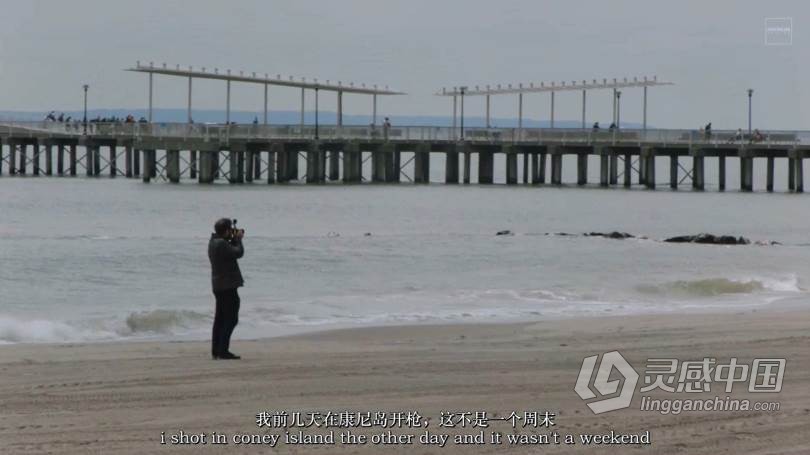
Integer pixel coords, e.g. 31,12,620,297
414,145,430,183
9,143,17,175
33,143,40,176
69,144,77,176
125,145,132,177
93,146,101,176
463,148,471,184
189,150,197,179
538,152,547,184
788,158,795,191
599,150,609,187
691,151,705,190
245,150,254,183
133,149,141,176
45,144,53,176
142,150,155,183
551,151,562,185
109,145,117,177
446,149,459,184
531,152,540,184
576,153,588,185
522,152,529,184
623,153,632,187
166,150,180,183
85,145,93,177
669,153,678,189
609,153,618,185
329,149,340,181
478,149,494,184
506,149,518,185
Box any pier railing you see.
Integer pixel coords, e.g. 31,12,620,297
1,121,808,146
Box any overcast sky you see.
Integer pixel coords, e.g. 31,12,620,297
0,0,806,129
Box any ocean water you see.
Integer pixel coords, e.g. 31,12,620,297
1,155,809,344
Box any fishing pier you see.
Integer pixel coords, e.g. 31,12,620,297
0,123,807,192
1,62,807,192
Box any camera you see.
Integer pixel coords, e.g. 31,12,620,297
230,219,245,239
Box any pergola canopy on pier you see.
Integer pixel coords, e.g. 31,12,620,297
437,75,674,134
127,61,406,127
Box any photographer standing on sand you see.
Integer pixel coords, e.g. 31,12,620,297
208,218,245,360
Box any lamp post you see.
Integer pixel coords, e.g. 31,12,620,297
459,86,467,140
82,84,89,135
747,89,753,135
616,90,622,129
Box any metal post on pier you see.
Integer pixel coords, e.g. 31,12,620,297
518,93,523,137
452,94,457,139
485,93,491,128
225,80,231,124
148,74,153,123
550,91,555,128
373,93,378,126
314,86,320,140
337,90,343,127
459,86,466,140
643,85,648,130
612,88,617,125
263,83,269,125
581,90,586,129
300,87,305,129
187,76,192,123
747,89,753,136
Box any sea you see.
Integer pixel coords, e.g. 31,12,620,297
1,153,808,344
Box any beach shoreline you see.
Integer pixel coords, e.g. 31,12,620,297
1,306,808,454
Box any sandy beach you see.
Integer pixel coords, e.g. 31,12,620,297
1,308,808,454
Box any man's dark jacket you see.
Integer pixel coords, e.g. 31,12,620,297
208,234,244,291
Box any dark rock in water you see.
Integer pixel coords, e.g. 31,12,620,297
585,231,635,239
664,233,750,245
363,232,372,237
496,230,513,236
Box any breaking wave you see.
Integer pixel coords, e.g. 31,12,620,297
636,276,800,297
123,309,210,334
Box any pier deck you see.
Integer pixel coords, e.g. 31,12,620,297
1,122,807,192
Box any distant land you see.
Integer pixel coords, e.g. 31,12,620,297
0,108,646,129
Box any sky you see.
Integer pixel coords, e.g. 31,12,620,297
0,0,807,129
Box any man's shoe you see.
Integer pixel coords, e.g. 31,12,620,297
219,352,241,360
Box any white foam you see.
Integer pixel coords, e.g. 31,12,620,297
0,315,107,343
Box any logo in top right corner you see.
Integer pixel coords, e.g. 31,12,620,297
765,18,792,45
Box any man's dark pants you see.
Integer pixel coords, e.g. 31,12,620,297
212,288,240,356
